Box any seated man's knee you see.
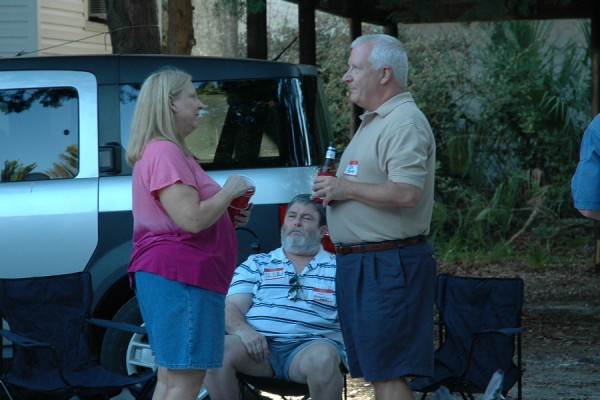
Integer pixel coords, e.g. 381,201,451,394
301,343,341,378
221,335,248,366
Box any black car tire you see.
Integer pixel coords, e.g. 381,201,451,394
100,296,143,374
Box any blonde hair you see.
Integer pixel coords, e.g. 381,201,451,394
126,67,193,166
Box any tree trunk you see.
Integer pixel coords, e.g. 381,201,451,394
192,0,239,57
106,0,161,54
166,0,195,54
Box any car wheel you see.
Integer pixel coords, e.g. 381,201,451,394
100,296,209,400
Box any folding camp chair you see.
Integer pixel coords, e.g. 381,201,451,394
433,369,505,400
0,272,156,400
410,274,524,400
238,370,348,400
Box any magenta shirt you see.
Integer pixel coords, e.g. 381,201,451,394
128,140,237,294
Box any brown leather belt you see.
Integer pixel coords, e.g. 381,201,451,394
334,235,427,255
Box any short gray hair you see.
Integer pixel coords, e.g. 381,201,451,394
351,34,408,88
285,194,326,226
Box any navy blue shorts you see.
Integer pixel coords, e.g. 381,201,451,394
335,240,437,382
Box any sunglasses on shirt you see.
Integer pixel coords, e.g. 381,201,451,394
288,274,301,301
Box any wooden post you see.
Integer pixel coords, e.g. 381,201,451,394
247,0,267,59
384,24,398,38
298,0,316,65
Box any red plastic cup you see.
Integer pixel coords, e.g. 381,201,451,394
315,172,335,204
228,176,256,222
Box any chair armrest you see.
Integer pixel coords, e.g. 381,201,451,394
0,329,52,348
87,318,147,334
1,328,73,386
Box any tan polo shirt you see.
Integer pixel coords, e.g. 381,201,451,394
327,92,436,244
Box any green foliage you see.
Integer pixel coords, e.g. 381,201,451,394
435,238,514,264
525,242,550,270
402,21,590,257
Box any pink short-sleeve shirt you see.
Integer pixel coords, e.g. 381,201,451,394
128,140,237,294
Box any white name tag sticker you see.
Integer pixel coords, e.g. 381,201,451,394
343,160,358,177
264,267,285,280
311,287,335,303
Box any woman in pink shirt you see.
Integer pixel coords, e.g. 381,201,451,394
126,67,254,400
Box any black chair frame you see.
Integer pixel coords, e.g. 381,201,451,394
238,369,348,400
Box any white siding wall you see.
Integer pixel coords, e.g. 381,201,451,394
38,0,111,56
0,0,38,58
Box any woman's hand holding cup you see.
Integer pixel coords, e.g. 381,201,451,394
224,175,256,224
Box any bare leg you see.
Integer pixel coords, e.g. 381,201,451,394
152,366,205,400
205,335,274,400
288,342,344,400
151,367,168,400
372,377,414,400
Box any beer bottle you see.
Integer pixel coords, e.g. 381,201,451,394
320,142,337,176
315,142,336,204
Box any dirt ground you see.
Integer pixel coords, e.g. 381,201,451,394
344,247,600,400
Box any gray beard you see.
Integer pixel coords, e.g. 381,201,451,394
281,229,322,255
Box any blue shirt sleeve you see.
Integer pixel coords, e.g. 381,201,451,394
572,115,600,210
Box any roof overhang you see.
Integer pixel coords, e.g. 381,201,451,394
283,0,596,25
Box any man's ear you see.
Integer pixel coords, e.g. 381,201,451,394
320,225,329,237
380,67,391,82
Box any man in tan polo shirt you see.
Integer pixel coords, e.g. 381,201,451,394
312,33,437,400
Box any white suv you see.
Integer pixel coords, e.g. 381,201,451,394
0,54,333,386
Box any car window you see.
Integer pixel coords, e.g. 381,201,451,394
0,87,79,182
119,78,313,170
190,79,287,168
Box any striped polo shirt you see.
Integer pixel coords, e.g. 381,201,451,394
228,246,343,345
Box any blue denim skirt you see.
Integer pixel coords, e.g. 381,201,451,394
135,271,225,369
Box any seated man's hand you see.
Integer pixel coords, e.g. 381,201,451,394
238,328,270,363
233,203,253,227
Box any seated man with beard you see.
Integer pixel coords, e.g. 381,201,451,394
205,194,346,400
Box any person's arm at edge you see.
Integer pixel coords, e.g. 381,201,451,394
572,120,600,221
578,209,600,220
